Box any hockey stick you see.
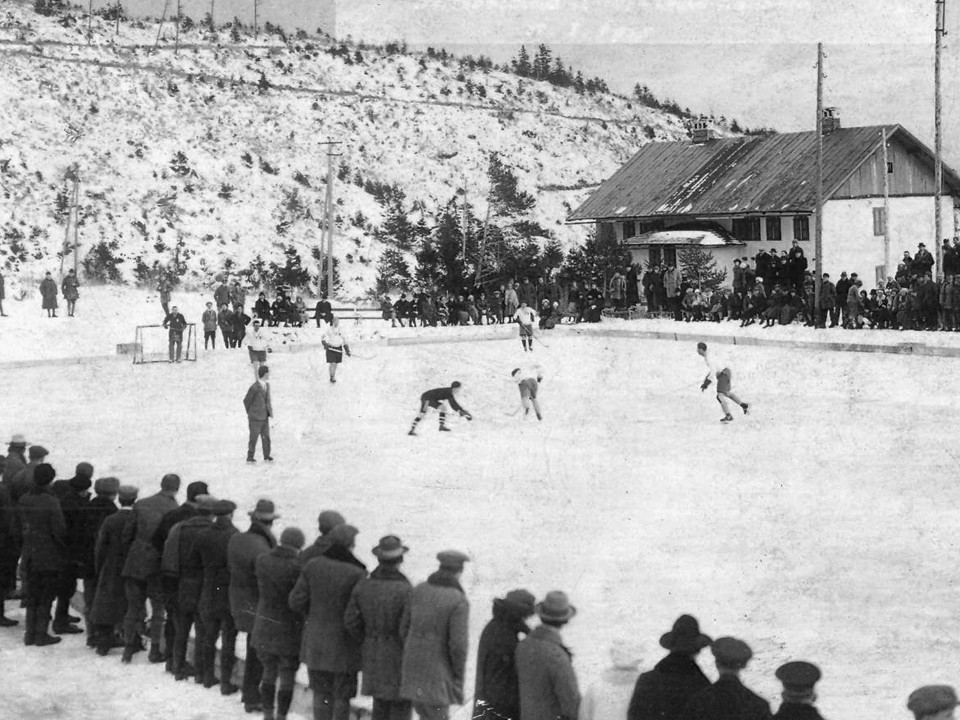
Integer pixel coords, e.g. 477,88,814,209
531,332,550,349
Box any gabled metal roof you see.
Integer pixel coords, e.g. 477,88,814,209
568,125,960,222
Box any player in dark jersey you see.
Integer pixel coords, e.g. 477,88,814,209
408,381,473,435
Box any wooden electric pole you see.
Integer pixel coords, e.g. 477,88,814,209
881,128,891,277
153,0,169,51
174,0,181,54
254,0,260,39
935,0,946,271
317,140,341,297
461,176,469,264
814,42,825,324
60,166,81,281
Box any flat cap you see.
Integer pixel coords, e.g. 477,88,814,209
327,523,359,547
75,462,94,478
775,661,822,691
118,485,139,502
908,686,958,719
318,510,345,534
196,494,219,513
94,477,120,495
28,445,49,460
711,637,753,668
186,481,209,502
212,499,237,516
280,527,306,549
436,549,470,570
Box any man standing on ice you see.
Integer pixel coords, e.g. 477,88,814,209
163,305,188,363
321,317,351,384
697,342,749,423
513,301,537,352
244,365,273,463
511,367,544,420
408,382,473,435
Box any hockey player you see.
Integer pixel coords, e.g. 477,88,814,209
511,367,543,420
512,301,537,352
246,319,270,380
408,382,473,435
697,342,749,423
321,317,351,383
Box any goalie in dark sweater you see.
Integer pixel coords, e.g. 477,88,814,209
408,382,473,435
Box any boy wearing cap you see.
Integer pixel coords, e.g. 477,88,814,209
228,499,279,712
81,478,119,644
244,365,274,463
254,526,306,720
908,685,958,720
628,614,712,720
345,535,414,720
697,343,750,423
202,301,218,349
474,589,536,720
52,463,95,635
90,485,139,655
516,590,580,720
408,382,473,435
400,550,471,720
289,523,368,720
773,661,824,720
678,637,771,720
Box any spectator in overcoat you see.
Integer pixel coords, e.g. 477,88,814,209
519,278,537,308
39,271,58,317
228,499,279,712
218,305,236,348
400,550,470,720
678,637,771,720
0,267,6,316
515,590,580,720
772,662,825,720
627,614,712,720
197,499,240,694
300,509,346,566
3,434,28,485
214,279,231,310
253,526,305,720
345,535,414,720
907,686,958,720
0,480,19,626
202,302,218,349
289,523,368,720
10,444,50,503
817,274,837,328
90,484,138,655
61,268,80,316
913,242,935,277
121,473,180,663
18,463,65,646
81,477,119,643
473,589,536,720
51,464,93,635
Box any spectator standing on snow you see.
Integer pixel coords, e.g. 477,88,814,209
254,293,271,323
663,266,681,320
579,642,643,720
158,275,173,317
627,614,712,720
233,306,251,347
772,662,824,720
163,305,188,363
214,279,231,310
10,444,50,503
0,480,18,627
39,271,58,318
202,302,218,349
400,550,470,720
516,590,580,720
610,271,627,309
678,637,771,720
300,509,346,566
51,463,93,636
218,305,236,348
473,589,536,720
230,281,246,313
818,273,838,328
519,278,537,308
345,535,414,720
252,526,305,720
913,243,935,277
61,269,79,317
504,281,519,318
0,267,7,316
244,365,273,463
89,484,138,655
80,477,118,643
227,499,278,713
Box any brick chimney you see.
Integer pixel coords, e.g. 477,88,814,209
822,107,841,134
690,118,713,144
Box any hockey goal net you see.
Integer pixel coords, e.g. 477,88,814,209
133,324,198,364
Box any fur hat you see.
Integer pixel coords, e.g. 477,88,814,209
94,477,120,495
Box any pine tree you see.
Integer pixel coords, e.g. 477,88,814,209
678,247,727,291
488,154,535,217
382,200,416,250
575,71,585,94
533,44,552,80
513,45,532,77
377,247,411,293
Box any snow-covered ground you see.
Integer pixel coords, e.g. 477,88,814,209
0,286,957,720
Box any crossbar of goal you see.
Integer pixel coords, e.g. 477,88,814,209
133,323,198,364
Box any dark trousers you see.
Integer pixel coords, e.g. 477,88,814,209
261,652,299,717
24,570,58,643
204,330,216,349
241,634,264,705
201,609,237,688
412,703,449,720
373,698,413,720
173,608,204,676
169,335,183,361
221,329,233,348
161,300,170,316
54,570,77,625
308,670,358,720
247,419,271,460
123,575,166,649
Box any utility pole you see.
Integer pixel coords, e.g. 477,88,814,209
154,0,169,51
174,0,181,54
115,0,120,34
461,176,468,263
60,166,80,281
209,0,215,30
87,0,92,42
881,128,891,277
935,0,946,271
317,140,341,296
474,199,493,287
814,42,824,324
254,0,259,39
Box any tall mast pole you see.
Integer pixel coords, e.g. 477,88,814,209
934,0,946,272
882,128,891,277
814,42,824,324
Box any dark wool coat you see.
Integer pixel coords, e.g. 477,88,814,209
9,462,39,503
473,599,531,720
39,277,58,309
678,675,772,720
167,515,214,612
628,654,711,720
90,509,136,625
515,624,580,720
151,502,198,555
121,492,179,580
18,487,66,574
82,496,118,576
252,545,303,657
197,516,239,616
2,449,26,486
58,489,91,574
227,521,276,632
399,570,470,706
818,281,837,310
344,564,412,699
288,546,367,672
298,534,333,568
773,704,827,720
0,483,19,592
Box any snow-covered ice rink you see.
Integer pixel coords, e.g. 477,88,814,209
1,319,957,720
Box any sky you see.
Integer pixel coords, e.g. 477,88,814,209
94,0,960,167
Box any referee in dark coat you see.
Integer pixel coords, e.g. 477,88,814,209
678,637,771,720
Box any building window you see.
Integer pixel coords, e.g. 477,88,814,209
648,248,663,267
732,217,761,243
873,207,886,236
663,247,677,268
622,221,636,240
637,219,665,236
793,216,810,241
766,217,782,242
887,162,893,174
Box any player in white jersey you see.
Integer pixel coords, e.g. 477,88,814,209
512,301,537,352
511,367,543,420
321,317,351,383
697,342,749,422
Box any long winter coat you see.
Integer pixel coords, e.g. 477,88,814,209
772,703,827,720
288,545,367,672
344,564,412,699
0,483,18,592
90,509,136,625
252,545,303,657
678,675,772,720
197,516,239,616
2,449,26,486
166,514,213,612
59,488,91,575
515,624,580,720
818,280,837,310
663,269,680,297
39,277,58,309
400,570,470,706
519,282,537,308
61,274,79,301
627,653,711,720
82,495,118,577
299,533,334,567
473,598,531,720
121,492,179,580
227,521,276,632
18,486,66,575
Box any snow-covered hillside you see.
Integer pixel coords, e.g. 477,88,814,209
0,1,700,299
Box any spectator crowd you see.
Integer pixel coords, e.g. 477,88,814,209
1,434,956,720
